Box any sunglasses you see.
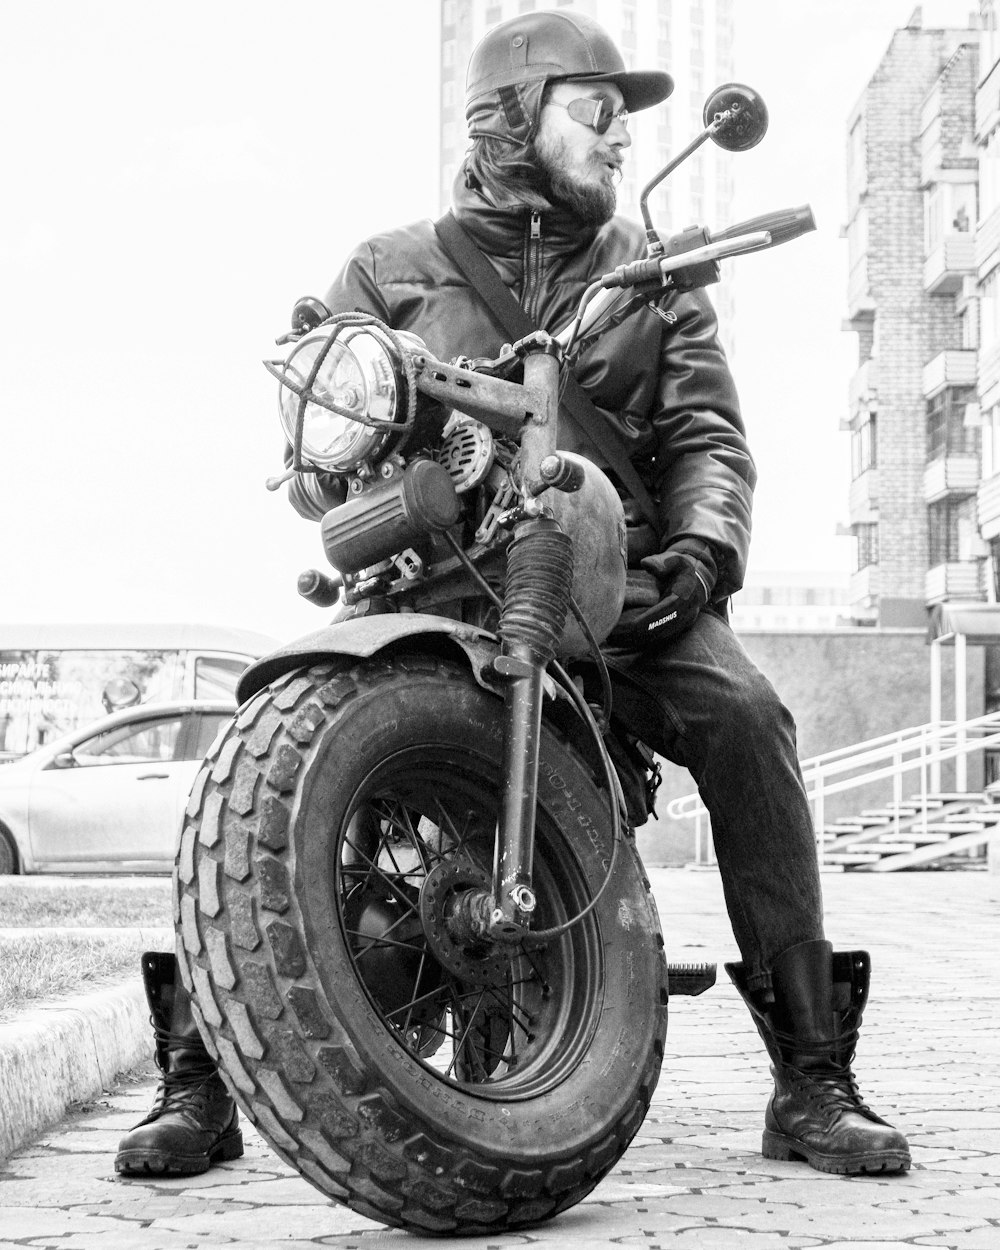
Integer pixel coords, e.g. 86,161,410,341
550,94,629,135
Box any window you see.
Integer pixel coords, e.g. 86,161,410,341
847,203,868,272
847,116,867,203
928,500,961,566
189,712,231,761
925,182,945,251
984,405,1000,478
443,80,456,107
73,716,183,767
442,0,456,26
851,414,877,479
926,386,977,460
855,523,879,571
442,39,456,67
194,655,246,700
983,269,1000,348
925,181,977,250
983,130,1000,220
991,537,1000,601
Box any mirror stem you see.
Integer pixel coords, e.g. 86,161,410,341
639,113,733,254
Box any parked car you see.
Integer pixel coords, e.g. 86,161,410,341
0,700,233,874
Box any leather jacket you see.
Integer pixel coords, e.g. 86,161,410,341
289,175,755,598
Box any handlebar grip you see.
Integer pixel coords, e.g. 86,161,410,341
711,205,816,248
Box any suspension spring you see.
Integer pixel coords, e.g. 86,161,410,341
498,518,574,664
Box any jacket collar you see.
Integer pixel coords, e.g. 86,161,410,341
450,169,601,260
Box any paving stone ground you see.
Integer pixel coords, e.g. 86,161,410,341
0,866,996,1249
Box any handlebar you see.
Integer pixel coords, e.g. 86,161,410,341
555,203,815,351
599,204,816,290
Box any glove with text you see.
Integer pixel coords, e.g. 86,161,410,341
608,542,716,651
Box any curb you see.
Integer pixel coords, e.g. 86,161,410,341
0,980,155,1161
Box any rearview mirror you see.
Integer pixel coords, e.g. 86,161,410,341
703,83,768,152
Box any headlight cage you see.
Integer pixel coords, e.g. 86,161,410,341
264,312,421,475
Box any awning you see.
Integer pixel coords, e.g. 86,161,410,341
928,601,1000,645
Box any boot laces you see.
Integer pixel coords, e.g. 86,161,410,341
148,1022,220,1118
772,1023,874,1117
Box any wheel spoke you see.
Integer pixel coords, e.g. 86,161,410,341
343,927,425,958
383,980,450,1023
332,749,595,1094
342,834,421,917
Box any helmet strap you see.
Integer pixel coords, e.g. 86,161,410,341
498,85,530,140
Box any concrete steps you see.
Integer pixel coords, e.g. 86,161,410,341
821,793,999,870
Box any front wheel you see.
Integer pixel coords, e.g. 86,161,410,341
175,654,668,1234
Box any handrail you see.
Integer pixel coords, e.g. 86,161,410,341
668,709,1000,865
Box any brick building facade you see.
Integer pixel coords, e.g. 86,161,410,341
844,12,980,626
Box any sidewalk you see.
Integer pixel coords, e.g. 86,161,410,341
1,867,997,1249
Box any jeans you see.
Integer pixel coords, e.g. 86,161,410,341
616,607,825,994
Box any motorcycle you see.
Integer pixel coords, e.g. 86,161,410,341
173,85,814,1234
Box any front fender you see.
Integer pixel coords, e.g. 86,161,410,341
236,614,500,705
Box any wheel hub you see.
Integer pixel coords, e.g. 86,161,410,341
418,862,511,987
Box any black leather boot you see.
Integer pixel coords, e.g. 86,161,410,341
727,940,910,1175
115,951,243,1176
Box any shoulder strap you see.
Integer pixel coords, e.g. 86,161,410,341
433,210,660,532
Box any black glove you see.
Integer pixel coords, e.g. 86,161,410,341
608,542,716,650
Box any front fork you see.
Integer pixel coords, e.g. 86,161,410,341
490,347,573,939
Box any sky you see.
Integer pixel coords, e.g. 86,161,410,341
0,0,979,641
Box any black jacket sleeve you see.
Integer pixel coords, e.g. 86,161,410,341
650,287,755,598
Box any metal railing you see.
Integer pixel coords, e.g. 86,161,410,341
667,710,1000,866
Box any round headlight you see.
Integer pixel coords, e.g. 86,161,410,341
278,324,405,472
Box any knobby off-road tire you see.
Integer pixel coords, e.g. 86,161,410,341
174,654,668,1234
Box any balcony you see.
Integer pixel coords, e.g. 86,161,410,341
846,257,874,321
923,349,978,399
849,565,880,608
980,340,1000,411
848,357,877,420
976,56,1000,142
976,204,1000,280
923,455,980,503
925,562,984,605
924,233,976,295
849,470,879,521
978,472,1000,540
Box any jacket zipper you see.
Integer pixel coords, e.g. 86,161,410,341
522,211,542,323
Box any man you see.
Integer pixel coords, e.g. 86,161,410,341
116,8,908,1180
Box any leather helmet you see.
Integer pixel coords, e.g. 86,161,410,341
466,9,674,145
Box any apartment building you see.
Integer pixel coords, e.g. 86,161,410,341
975,1,1000,593
843,11,980,626
438,0,737,349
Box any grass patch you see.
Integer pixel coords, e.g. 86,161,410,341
0,931,162,1023
0,880,172,928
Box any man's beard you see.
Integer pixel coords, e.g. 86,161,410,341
534,136,618,226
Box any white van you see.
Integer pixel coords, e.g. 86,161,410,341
0,623,277,761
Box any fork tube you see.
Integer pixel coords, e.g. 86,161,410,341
494,643,546,932
490,346,569,936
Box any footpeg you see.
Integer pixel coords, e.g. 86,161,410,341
667,961,716,996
